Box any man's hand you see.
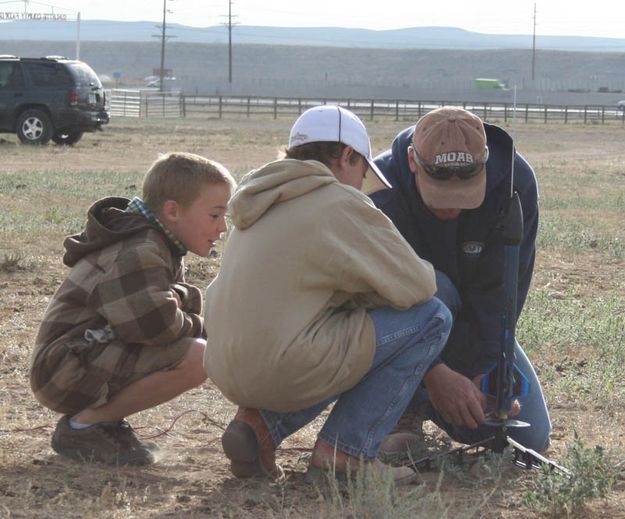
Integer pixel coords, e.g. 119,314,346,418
424,365,522,429
423,364,487,429
473,373,521,418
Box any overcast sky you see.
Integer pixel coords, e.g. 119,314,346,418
3,0,625,39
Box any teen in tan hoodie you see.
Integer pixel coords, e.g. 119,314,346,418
204,106,452,484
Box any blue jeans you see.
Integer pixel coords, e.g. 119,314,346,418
259,298,452,459
418,271,552,452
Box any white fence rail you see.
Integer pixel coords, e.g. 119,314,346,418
109,89,183,118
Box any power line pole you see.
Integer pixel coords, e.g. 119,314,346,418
531,3,537,81
153,0,176,92
222,0,238,84
160,0,167,92
228,0,233,83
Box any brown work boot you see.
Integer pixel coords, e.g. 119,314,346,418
378,408,425,458
306,438,419,486
221,407,282,479
51,415,158,466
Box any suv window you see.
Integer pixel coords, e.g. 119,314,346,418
24,62,72,87
0,62,24,89
67,62,102,87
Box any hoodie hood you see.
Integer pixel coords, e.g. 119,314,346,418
63,197,161,267
375,123,515,204
229,159,337,230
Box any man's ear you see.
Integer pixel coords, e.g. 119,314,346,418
407,147,418,174
160,199,180,224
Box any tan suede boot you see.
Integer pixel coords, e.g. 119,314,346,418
306,438,419,486
378,409,425,458
221,407,283,479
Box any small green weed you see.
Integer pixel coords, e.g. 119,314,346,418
0,252,39,273
525,433,618,517
316,460,492,519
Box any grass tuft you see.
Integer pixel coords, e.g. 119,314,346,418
0,253,41,273
525,432,618,517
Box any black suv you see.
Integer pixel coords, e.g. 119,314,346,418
0,56,109,145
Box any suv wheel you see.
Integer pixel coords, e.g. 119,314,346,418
52,130,84,146
16,109,53,144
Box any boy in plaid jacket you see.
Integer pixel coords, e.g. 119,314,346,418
30,152,235,466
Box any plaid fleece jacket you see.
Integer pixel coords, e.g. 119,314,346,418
32,197,204,359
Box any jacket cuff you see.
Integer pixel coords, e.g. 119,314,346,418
425,356,443,373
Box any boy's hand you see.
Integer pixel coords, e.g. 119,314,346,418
171,282,202,313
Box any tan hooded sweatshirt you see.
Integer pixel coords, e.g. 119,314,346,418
204,159,436,412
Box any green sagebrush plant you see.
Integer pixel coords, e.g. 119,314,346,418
525,432,618,517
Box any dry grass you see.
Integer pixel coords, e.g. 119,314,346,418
1,117,624,518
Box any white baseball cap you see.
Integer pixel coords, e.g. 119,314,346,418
288,105,392,190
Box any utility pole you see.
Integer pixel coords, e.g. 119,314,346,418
531,3,537,81
160,0,167,92
76,12,81,60
153,0,175,92
228,0,232,83
222,0,238,84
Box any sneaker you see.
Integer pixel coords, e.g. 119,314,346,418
221,407,282,479
306,438,419,486
51,415,158,466
378,409,425,458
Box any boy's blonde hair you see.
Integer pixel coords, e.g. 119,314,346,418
143,152,235,212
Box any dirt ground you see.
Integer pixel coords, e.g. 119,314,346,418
1,117,624,518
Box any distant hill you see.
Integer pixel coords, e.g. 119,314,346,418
3,40,625,106
2,20,625,52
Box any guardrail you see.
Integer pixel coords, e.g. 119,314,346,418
109,91,625,124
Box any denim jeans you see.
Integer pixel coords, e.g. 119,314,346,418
259,298,452,459
417,271,552,452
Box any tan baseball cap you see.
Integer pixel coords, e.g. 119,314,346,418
412,107,488,209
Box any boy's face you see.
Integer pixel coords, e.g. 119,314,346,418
164,182,231,257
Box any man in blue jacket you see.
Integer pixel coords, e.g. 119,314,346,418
371,107,551,454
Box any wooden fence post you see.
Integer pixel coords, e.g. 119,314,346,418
370,100,374,121
395,100,399,122
273,98,278,119
564,106,568,124
247,97,251,118
544,105,548,123
525,104,529,123
218,96,223,119
584,106,588,124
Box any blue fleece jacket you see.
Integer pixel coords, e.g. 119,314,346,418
371,123,538,377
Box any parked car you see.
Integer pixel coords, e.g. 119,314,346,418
617,100,625,111
0,55,109,145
